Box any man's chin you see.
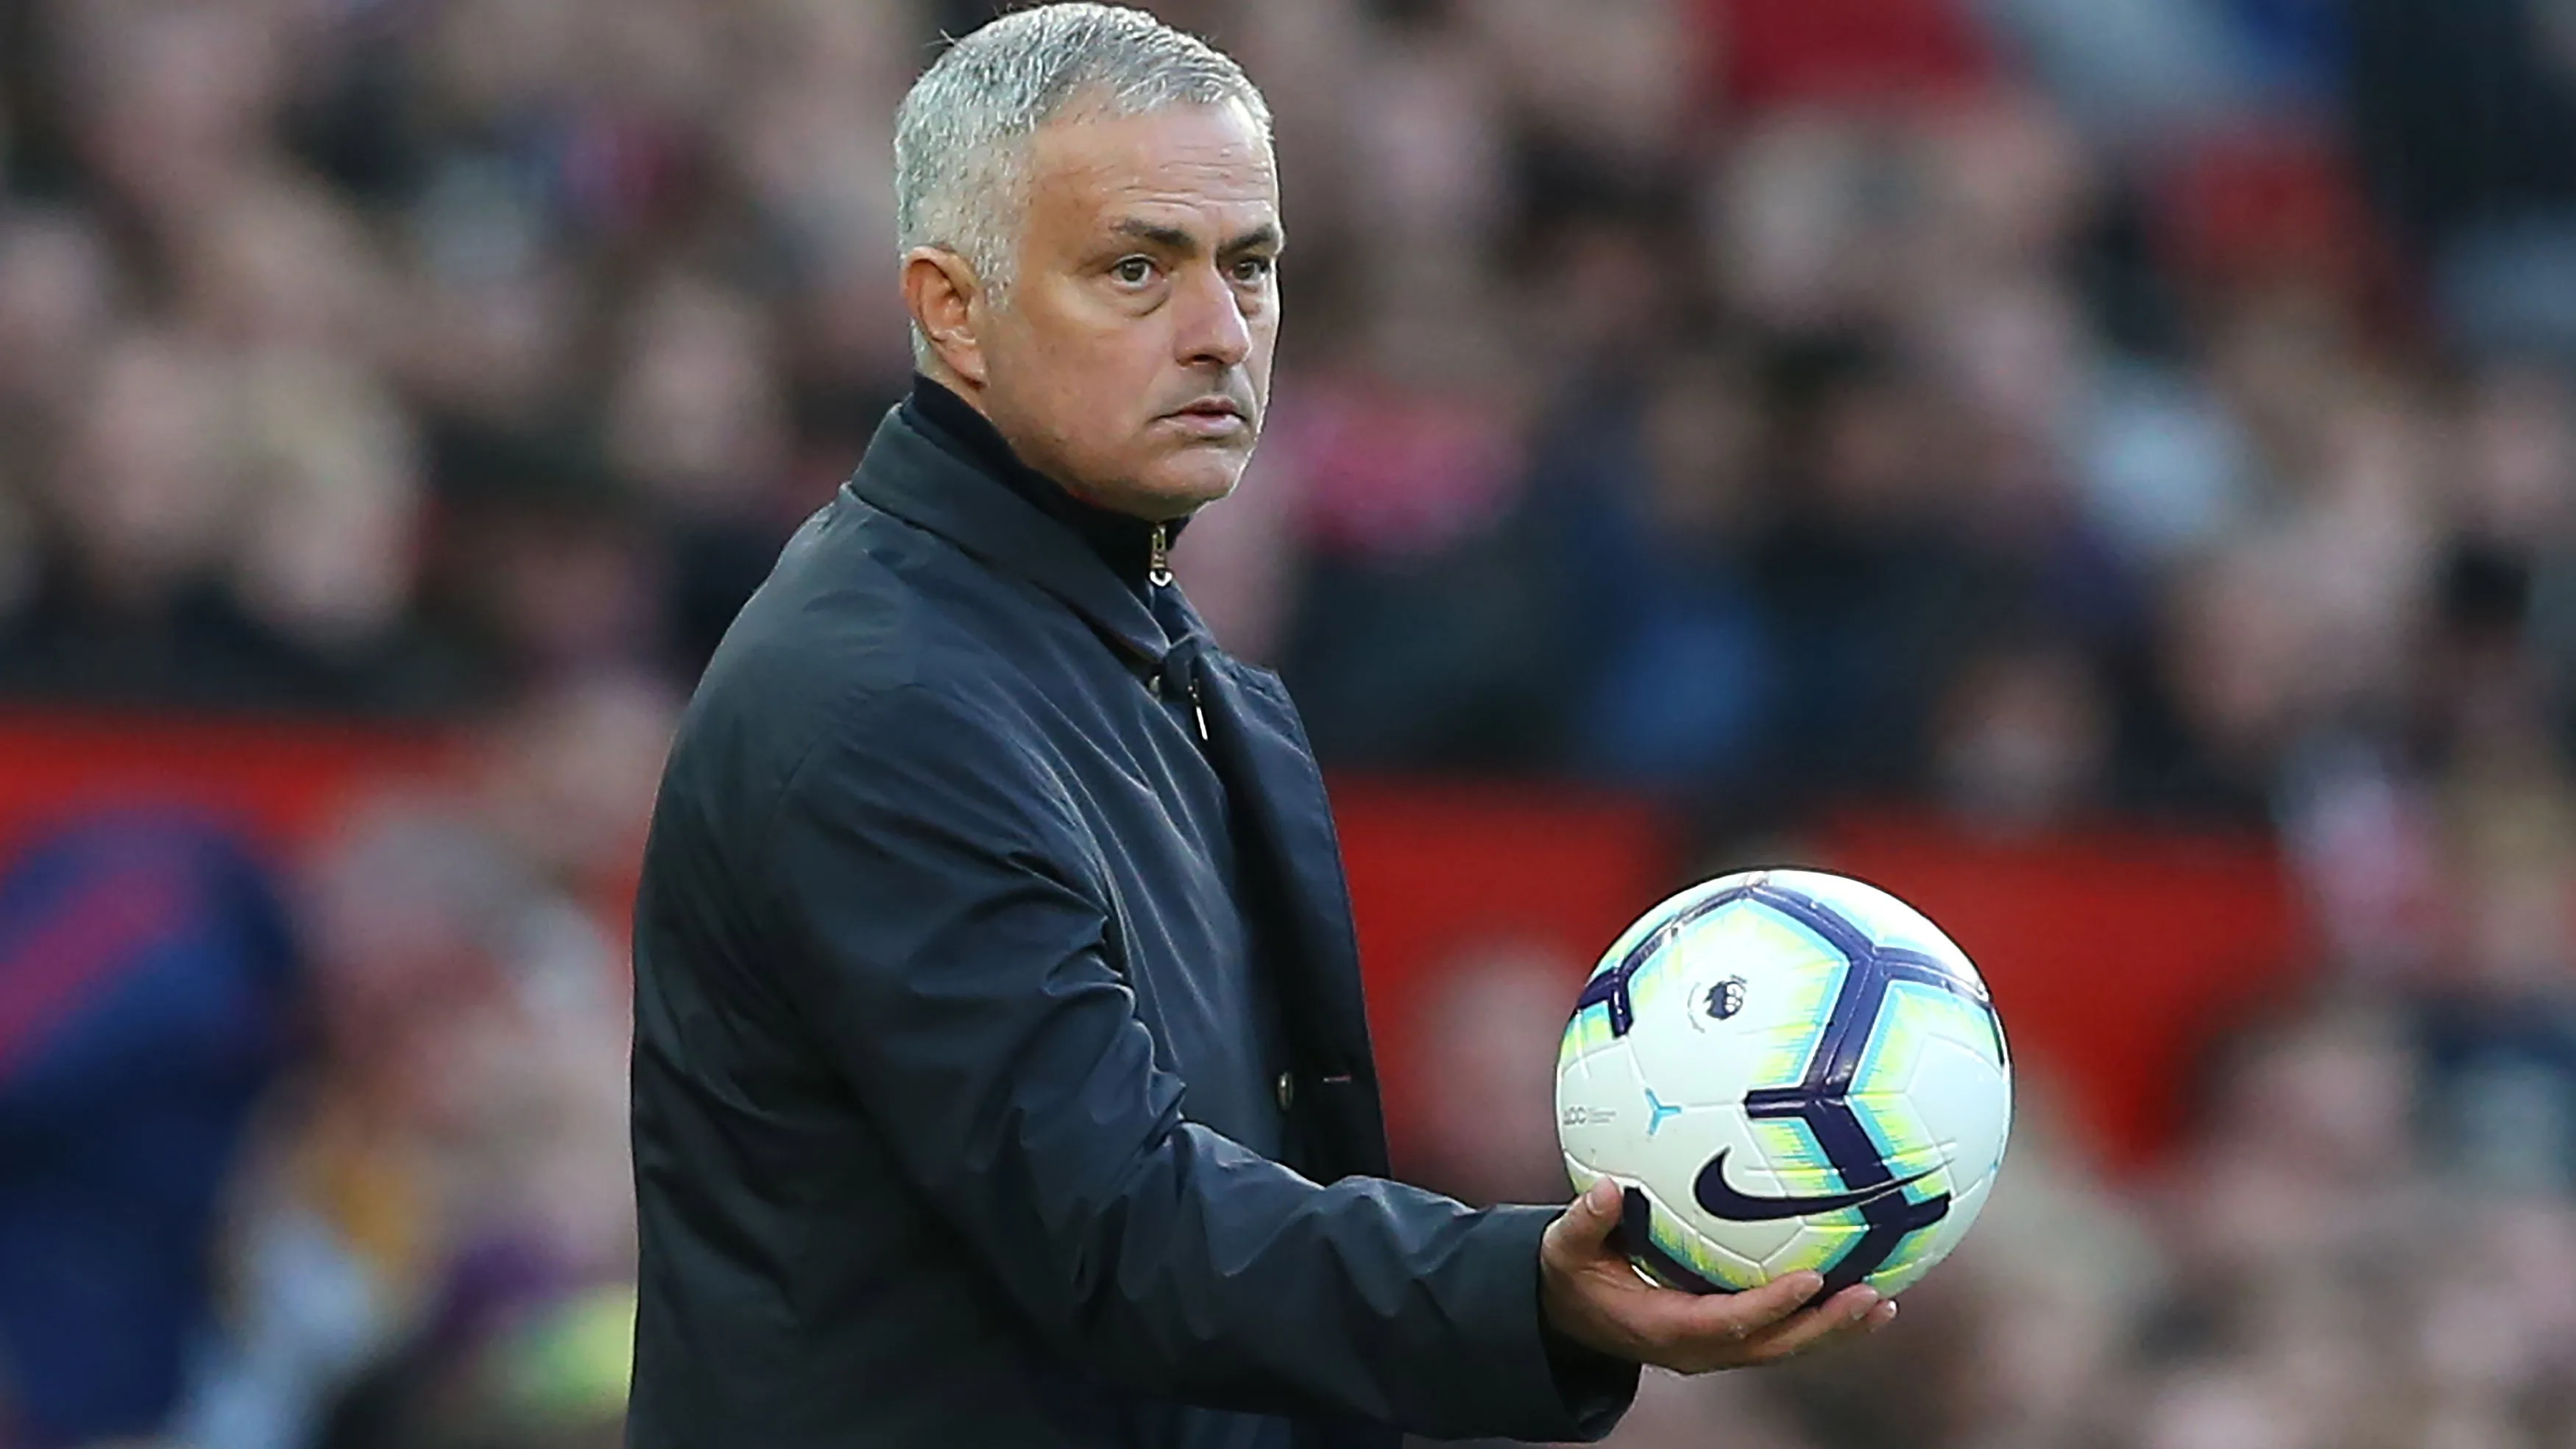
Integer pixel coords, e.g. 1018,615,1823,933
1133,455,1251,517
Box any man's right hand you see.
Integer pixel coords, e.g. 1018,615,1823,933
1539,1175,1898,1373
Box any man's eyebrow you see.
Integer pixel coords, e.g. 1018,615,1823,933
1219,222,1284,257
1107,219,1199,252
1105,219,1286,255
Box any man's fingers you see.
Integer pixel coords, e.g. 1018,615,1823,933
1651,1269,1822,1345
1709,1269,1824,1335
1541,1201,1904,1376
1546,1176,1625,1258
1735,1286,1886,1364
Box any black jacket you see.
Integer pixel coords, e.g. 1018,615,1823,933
627,386,1635,1448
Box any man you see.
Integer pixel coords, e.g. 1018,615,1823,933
627,7,1894,1446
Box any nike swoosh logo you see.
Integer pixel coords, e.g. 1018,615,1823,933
1694,1149,1936,1222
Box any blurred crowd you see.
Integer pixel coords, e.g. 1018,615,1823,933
6,0,2576,1445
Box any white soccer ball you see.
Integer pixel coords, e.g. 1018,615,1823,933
1556,868,2011,1300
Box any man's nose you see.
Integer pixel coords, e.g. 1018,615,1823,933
1174,263,1252,369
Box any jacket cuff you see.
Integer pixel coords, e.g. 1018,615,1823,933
1458,1205,1639,1442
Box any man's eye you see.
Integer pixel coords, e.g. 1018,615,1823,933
1232,257,1275,283
1112,258,1156,285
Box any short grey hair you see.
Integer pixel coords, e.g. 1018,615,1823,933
894,4,1271,305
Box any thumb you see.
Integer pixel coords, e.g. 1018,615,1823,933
1554,1175,1624,1252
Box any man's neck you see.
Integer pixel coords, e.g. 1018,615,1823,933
900,374,1175,598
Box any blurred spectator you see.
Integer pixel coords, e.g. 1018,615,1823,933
1749,339,2015,803
1540,347,1777,804
2346,0,2576,359
180,673,665,1449
0,815,300,1449
1270,287,1575,771
0,330,289,709
601,272,799,676
0,207,116,433
224,355,448,705
1930,634,2112,832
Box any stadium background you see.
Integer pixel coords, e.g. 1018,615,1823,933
4,0,2576,1445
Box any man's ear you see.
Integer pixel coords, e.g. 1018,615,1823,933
902,248,990,387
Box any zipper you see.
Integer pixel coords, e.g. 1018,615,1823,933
1147,521,1201,739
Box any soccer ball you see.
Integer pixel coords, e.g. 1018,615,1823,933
1556,868,2011,1300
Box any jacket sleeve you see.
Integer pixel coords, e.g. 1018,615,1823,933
755,682,1635,1442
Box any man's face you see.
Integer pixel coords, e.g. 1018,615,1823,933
968,101,1281,521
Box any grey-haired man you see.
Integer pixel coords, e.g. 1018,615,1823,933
627,8,1891,1446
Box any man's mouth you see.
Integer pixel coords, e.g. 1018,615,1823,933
1166,398,1250,436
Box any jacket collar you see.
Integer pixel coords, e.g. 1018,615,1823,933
902,375,1175,594
846,404,1177,667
